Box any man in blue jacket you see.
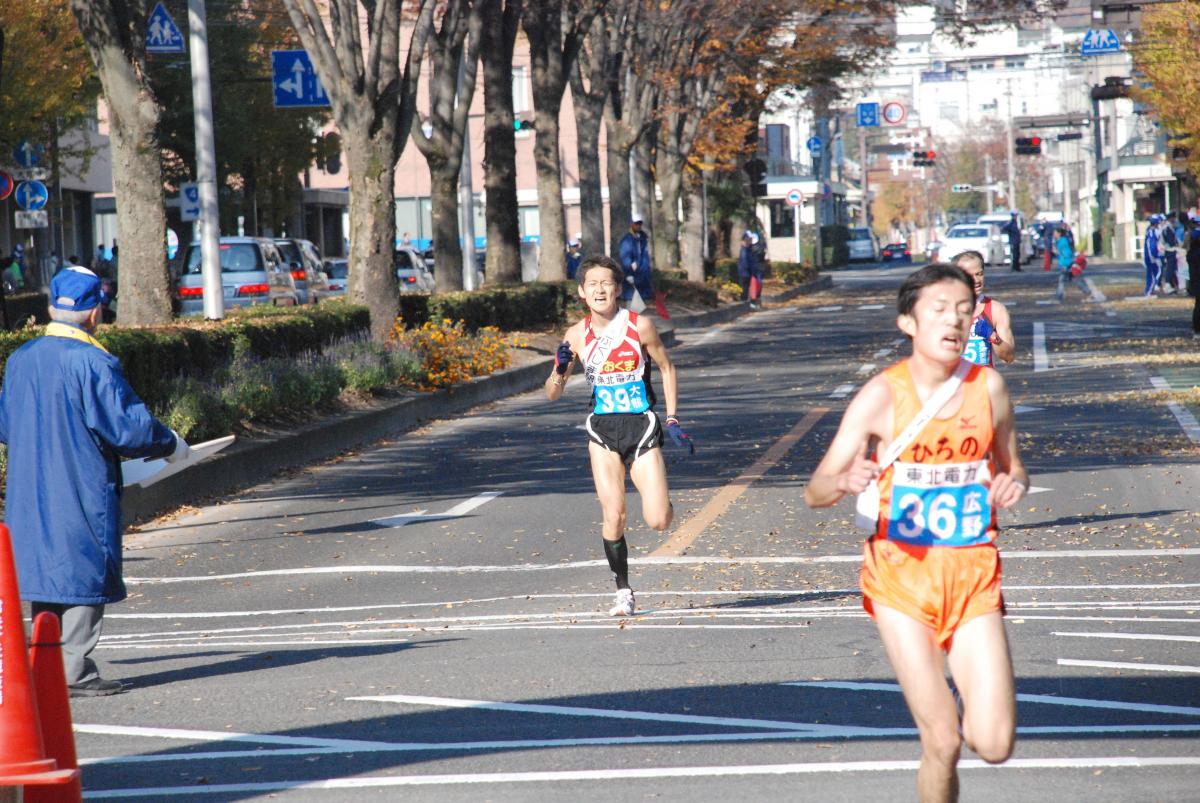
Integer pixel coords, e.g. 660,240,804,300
618,216,653,307
0,267,188,697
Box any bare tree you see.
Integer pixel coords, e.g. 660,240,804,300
281,0,434,339
478,0,523,285
521,0,606,282
569,11,611,257
67,0,173,324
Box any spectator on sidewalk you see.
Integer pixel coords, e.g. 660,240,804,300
1144,214,1164,297
618,216,653,311
1004,211,1023,272
1187,216,1200,337
0,267,189,697
1162,211,1182,294
566,238,583,281
1054,226,1075,303
738,231,765,310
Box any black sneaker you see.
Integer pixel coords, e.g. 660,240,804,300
68,677,127,698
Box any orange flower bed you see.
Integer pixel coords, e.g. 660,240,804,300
389,317,512,391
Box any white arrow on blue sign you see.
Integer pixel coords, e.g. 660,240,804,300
271,50,330,108
179,182,200,222
15,180,48,212
806,136,823,156
12,141,43,169
856,102,880,128
146,2,186,54
1080,28,1120,56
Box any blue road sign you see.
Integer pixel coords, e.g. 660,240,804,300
12,141,42,168
15,180,48,212
0,172,12,202
272,50,331,108
806,136,823,157
856,102,880,128
1081,29,1120,56
146,2,186,54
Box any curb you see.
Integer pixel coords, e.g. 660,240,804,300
121,273,831,522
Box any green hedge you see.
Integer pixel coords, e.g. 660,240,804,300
397,282,572,331
0,303,371,413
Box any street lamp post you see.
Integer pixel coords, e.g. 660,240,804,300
188,0,224,319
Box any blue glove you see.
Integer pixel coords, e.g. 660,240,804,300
665,418,694,454
555,341,574,375
973,316,994,342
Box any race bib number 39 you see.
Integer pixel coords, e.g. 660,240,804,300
592,377,650,414
887,460,992,547
963,336,991,366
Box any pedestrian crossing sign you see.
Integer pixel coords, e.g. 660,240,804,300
146,2,185,54
1080,29,1120,56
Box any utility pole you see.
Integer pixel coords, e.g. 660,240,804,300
457,55,477,291
188,0,224,319
984,153,995,214
1005,82,1016,211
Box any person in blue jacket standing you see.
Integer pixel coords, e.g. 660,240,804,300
618,216,653,307
1053,226,1076,302
1144,214,1164,297
0,267,188,697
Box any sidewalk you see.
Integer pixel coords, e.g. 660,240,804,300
122,273,833,523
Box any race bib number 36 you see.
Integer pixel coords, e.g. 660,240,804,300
887,460,992,547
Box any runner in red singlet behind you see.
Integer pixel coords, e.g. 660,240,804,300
546,256,692,617
952,251,1014,367
805,263,1028,803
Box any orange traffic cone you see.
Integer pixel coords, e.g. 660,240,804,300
27,612,82,802
0,523,76,788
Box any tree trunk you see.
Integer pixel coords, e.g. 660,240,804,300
344,140,400,341
480,0,522,285
680,178,705,282
634,135,655,266
573,84,606,257
655,165,682,270
606,134,632,259
430,166,464,293
531,94,567,281
69,0,172,324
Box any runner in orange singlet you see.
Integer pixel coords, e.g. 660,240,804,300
805,263,1028,803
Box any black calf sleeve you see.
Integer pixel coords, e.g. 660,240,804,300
603,536,630,590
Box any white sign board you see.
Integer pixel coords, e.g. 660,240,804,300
122,435,236,488
15,210,48,229
179,182,200,222
12,168,49,182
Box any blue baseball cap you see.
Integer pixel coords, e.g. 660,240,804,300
50,266,106,311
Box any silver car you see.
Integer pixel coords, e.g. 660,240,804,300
322,258,348,297
847,227,879,262
395,248,435,293
274,238,330,305
175,237,298,315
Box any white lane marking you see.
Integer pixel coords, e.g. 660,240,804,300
1085,277,1107,302
1013,405,1043,414
857,304,886,310
1150,376,1200,444
125,547,1200,584
1033,321,1048,372
1026,485,1052,494
787,680,1200,718
75,722,395,748
1150,376,1171,390
124,544,1200,583
829,384,855,399
1106,309,1117,317
102,582,1200,621
1035,299,1057,305
1055,631,1200,645
1059,658,1200,674
815,305,844,312
78,757,1200,797
857,363,875,374
345,693,824,732
371,491,503,528
873,348,892,358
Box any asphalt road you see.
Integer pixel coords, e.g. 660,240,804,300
73,259,1200,801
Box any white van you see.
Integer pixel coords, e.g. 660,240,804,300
976,213,1033,265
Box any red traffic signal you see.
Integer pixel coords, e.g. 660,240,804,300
912,150,936,166
1015,136,1042,155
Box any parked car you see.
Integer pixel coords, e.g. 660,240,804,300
322,258,348,297
395,247,435,293
976,213,1033,265
880,242,913,265
937,224,1006,266
174,237,297,315
847,227,879,262
274,238,330,304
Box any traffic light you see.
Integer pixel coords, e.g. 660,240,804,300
1057,132,1082,141
912,150,936,167
513,117,534,132
744,158,767,197
951,183,972,193
1015,136,1042,155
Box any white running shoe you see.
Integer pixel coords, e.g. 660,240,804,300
608,588,635,617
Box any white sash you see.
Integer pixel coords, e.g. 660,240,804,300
583,309,631,388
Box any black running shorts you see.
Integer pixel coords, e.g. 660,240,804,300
584,411,663,465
